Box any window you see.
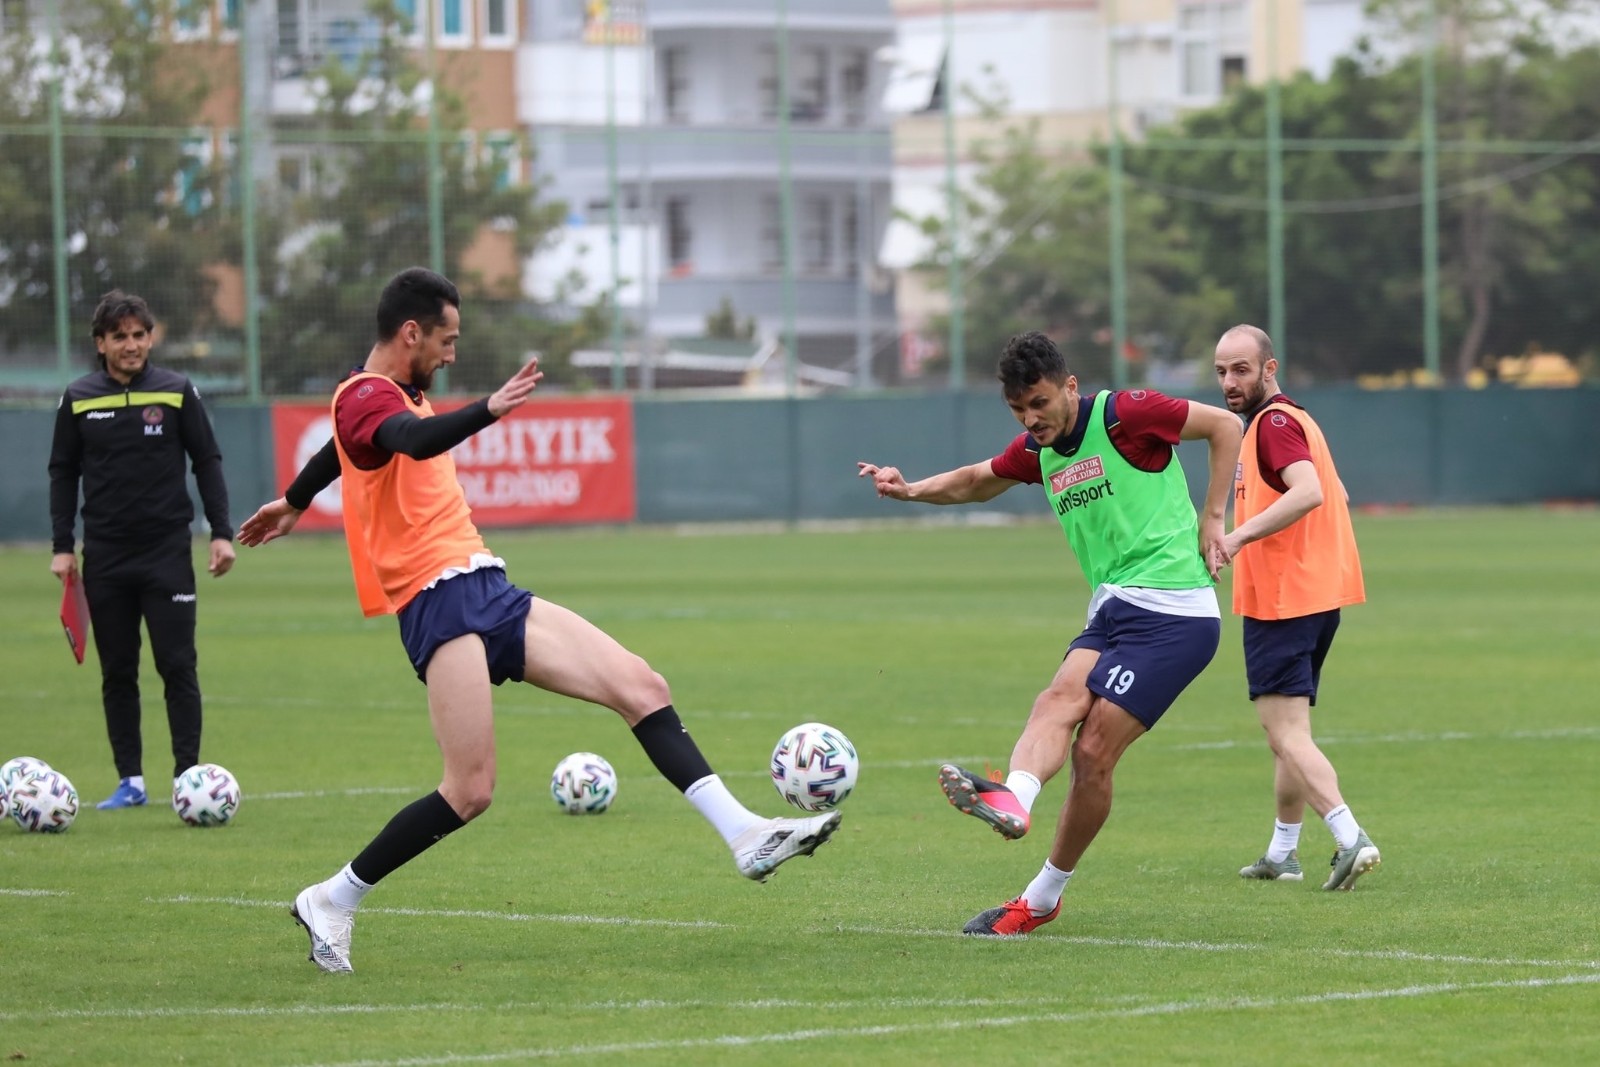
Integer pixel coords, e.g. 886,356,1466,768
223,0,240,31
438,0,470,44
759,45,830,122
1221,54,1247,92
800,196,832,275
842,196,860,278
277,152,309,195
793,47,828,122
1180,41,1211,97
758,46,779,122
1176,1,1249,99
665,197,692,269
482,0,513,44
760,194,784,273
173,0,209,38
841,48,869,126
175,132,213,216
663,46,690,124
483,133,517,190
393,0,421,43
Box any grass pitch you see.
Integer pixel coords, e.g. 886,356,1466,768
2,508,1597,1066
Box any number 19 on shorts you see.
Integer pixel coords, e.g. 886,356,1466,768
1104,664,1135,696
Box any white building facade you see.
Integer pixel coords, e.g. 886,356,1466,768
521,0,900,387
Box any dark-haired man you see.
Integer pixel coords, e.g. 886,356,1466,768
858,331,1240,935
241,267,839,974
49,290,235,810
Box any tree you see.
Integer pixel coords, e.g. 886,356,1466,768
254,0,577,394
1124,36,1600,381
704,297,757,341
921,8,1600,384
0,0,224,366
911,113,1230,385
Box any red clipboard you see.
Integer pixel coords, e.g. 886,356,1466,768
61,573,90,664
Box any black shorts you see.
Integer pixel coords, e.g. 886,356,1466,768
397,567,533,685
1067,596,1221,729
1242,610,1341,704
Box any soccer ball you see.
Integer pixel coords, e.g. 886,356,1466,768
770,722,858,812
9,767,79,833
1,755,51,791
172,763,242,827
550,752,618,814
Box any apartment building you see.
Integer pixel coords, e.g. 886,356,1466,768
520,0,899,387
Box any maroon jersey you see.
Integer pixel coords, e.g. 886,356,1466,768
334,370,427,470
991,388,1191,483
1246,393,1313,494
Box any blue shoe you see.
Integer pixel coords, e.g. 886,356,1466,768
96,778,147,810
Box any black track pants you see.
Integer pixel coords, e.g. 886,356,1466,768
82,532,201,781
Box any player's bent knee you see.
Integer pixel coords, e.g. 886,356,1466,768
619,666,671,714
456,790,494,822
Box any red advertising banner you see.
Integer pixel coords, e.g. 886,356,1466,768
270,396,636,531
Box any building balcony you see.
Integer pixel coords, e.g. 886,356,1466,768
654,275,894,332
528,0,892,39
533,126,891,185
647,0,894,33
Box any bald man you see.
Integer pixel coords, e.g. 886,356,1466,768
1213,325,1380,892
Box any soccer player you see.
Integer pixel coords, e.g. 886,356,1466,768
857,332,1241,935
48,290,235,811
240,267,839,973
1213,324,1379,891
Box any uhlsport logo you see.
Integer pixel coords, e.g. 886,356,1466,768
1049,456,1114,515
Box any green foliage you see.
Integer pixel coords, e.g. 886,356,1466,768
704,296,758,341
1,511,1598,1062
918,16,1600,383
0,0,223,358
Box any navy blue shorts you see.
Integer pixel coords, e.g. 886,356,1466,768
397,568,534,685
1067,596,1221,729
1242,610,1341,704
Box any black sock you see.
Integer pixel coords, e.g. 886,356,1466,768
348,790,467,886
631,705,714,792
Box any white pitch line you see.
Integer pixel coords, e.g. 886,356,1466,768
0,993,1159,1026
0,888,69,897
157,895,732,930
1173,726,1600,751
284,972,1600,1067
152,894,1600,972
243,757,998,801
251,787,423,801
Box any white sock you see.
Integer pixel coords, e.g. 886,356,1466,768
685,774,763,844
1266,820,1302,862
1323,804,1360,851
1022,860,1072,916
128,775,146,794
323,864,372,910
1004,770,1043,814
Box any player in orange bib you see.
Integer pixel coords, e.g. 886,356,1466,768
240,268,840,973
1214,324,1380,892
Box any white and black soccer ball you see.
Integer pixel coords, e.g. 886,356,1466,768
172,763,242,827
770,722,859,812
550,752,618,814
1,755,52,793
9,767,79,833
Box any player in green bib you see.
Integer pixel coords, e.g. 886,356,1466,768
859,332,1241,936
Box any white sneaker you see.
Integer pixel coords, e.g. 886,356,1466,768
732,811,842,882
292,884,356,973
